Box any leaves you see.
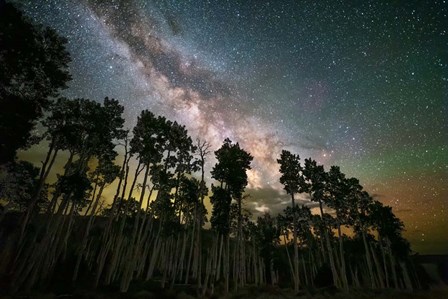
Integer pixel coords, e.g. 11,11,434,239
0,2,71,163
211,138,253,199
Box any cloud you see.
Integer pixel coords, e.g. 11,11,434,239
243,186,317,219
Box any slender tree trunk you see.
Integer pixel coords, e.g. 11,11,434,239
349,262,361,288
73,182,106,281
196,139,209,292
379,239,390,288
210,234,220,294
84,173,99,216
361,229,376,289
242,237,246,286
291,194,300,293
94,155,131,287
202,247,212,297
225,235,230,294
370,242,385,288
19,143,59,243
185,210,196,284
252,240,258,285
337,222,349,291
146,218,164,280
219,233,227,282
301,254,308,286
120,163,150,292
317,197,340,289
97,160,140,288
386,239,399,289
399,261,413,291
283,233,296,287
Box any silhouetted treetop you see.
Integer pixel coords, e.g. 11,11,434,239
0,1,72,163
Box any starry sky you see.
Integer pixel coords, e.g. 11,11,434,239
16,0,447,254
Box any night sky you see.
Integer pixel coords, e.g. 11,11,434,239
16,0,447,254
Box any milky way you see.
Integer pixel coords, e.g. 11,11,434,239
19,0,447,253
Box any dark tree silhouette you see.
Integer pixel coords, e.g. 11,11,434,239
254,213,280,285
211,138,252,292
0,161,47,218
194,138,210,289
0,1,71,164
8,97,125,292
277,150,302,292
301,158,341,289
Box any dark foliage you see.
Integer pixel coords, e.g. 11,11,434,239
0,1,71,163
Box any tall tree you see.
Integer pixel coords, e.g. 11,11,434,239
347,187,377,289
72,152,120,281
119,110,165,291
255,213,279,285
325,166,350,291
302,158,341,289
208,185,232,293
369,200,414,290
194,139,210,290
277,150,302,293
211,138,252,292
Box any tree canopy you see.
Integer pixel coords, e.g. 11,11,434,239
0,1,71,163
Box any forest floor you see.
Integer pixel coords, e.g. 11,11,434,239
1,286,448,299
